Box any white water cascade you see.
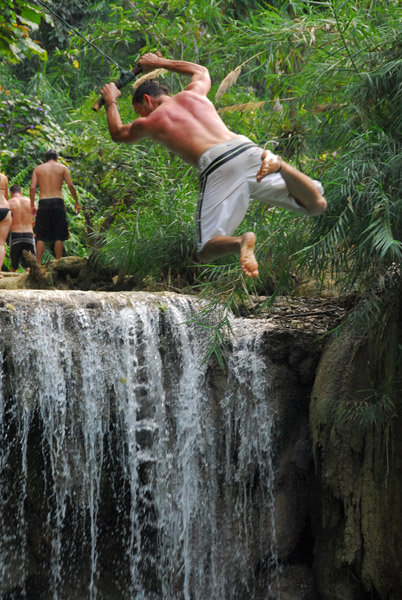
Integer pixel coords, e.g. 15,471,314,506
0,290,282,599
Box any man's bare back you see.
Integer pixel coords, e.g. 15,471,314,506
31,160,72,200
133,91,237,166
9,190,33,233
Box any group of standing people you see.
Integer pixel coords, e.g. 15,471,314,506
0,150,80,277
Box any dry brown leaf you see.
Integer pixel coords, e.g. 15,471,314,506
215,65,242,102
133,68,168,89
217,101,266,114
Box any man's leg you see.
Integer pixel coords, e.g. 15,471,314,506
0,213,11,275
9,242,18,272
36,240,45,265
199,231,259,278
257,151,327,215
54,240,63,259
0,244,5,276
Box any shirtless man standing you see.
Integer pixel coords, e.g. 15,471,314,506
0,169,12,276
8,184,36,272
30,149,81,265
101,53,326,277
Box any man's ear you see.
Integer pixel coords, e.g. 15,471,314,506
143,94,152,106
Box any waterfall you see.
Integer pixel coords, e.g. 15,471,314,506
0,290,280,599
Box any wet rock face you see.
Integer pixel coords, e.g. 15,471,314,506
310,297,402,600
0,290,323,599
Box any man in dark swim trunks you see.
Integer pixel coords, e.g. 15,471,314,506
8,184,36,272
30,149,81,264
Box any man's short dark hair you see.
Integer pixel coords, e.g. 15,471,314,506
132,79,170,105
10,184,21,195
45,149,58,161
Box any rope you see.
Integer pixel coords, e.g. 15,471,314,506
33,0,125,71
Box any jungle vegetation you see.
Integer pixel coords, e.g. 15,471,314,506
1,0,401,300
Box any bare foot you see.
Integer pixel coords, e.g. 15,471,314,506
240,232,259,277
256,150,281,182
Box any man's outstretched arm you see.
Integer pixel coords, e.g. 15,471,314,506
138,53,211,96
101,82,147,144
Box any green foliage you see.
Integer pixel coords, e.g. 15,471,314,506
94,148,199,284
320,268,402,430
301,129,402,291
189,264,255,370
1,0,402,306
0,85,67,177
0,0,48,63
33,0,110,52
321,387,397,431
98,214,196,285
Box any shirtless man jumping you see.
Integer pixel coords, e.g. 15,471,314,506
30,150,81,264
101,53,326,277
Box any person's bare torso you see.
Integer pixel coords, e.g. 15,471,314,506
34,161,67,199
141,91,238,166
0,173,9,208
9,196,33,233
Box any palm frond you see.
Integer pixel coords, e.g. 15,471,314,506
362,217,402,261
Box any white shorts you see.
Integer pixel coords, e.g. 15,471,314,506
195,135,324,252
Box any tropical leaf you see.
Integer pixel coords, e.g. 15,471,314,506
363,218,402,261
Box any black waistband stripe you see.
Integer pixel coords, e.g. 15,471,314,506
199,142,255,181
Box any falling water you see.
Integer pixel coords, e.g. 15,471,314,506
0,291,280,599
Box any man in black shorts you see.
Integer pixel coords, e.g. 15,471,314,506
30,149,80,264
8,184,36,271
